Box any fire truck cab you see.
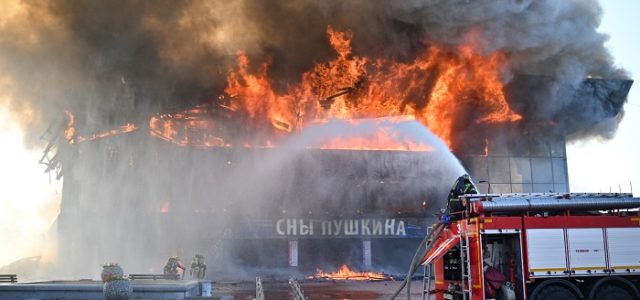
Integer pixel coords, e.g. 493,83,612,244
421,193,640,300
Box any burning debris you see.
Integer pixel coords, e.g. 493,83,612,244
148,111,437,151
307,265,391,282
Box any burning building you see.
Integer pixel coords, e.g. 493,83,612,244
53,115,462,275
48,72,630,277
0,1,631,279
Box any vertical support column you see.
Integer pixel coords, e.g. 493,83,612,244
288,239,299,268
362,239,372,269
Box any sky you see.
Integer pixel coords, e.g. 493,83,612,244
0,106,60,267
0,1,638,268
567,1,640,193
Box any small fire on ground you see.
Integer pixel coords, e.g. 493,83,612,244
307,265,391,281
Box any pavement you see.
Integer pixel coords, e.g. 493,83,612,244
212,279,428,300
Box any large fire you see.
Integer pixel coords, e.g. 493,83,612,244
222,26,522,149
308,265,390,281
65,26,522,151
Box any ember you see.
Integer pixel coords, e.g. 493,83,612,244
308,265,391,281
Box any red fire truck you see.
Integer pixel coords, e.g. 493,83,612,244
419,193,640,300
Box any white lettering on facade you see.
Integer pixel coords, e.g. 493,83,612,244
276,219,286,235
372,220,383,235
333,220,343,235
300,220,313,235
361,219,371,235
321,221,331,235
345,219,359,235
396,220,406,236
287,219,296,235
275,218,409,237
385,219,395,235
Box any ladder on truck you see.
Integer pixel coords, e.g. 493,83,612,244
422,226,432,300
459,225,473,300
422,263,432,300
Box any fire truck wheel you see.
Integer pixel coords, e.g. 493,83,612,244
594,285,633,300
534,285,578,300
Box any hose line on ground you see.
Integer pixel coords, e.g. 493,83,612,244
389,221,446,300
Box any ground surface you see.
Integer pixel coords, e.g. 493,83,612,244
213,279,427,300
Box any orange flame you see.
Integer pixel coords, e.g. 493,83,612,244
63,110,138,144
74,123,138,143
66,26,522,152
149,106,230,148
63,110,75,141
224,52,295,133
309,265,389,281
221,26,522,149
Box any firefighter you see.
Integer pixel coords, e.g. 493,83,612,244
449,174,478,197
163,256,186,278
446,174,478,215
189,254,207,280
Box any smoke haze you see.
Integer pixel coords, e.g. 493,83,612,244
0,0,630,144
0,0,632,279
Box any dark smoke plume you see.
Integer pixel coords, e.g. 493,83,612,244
0,0,630,146
1,0,633,279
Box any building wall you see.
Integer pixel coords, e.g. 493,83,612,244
56,126,570,276
56,132,455,277
458,132,569,194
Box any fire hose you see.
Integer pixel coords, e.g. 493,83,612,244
289,277,307,300
389,221,446,300
389,175,474,299
256,277,265,300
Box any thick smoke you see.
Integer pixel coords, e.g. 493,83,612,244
0,0,630,145
0,0,632,279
